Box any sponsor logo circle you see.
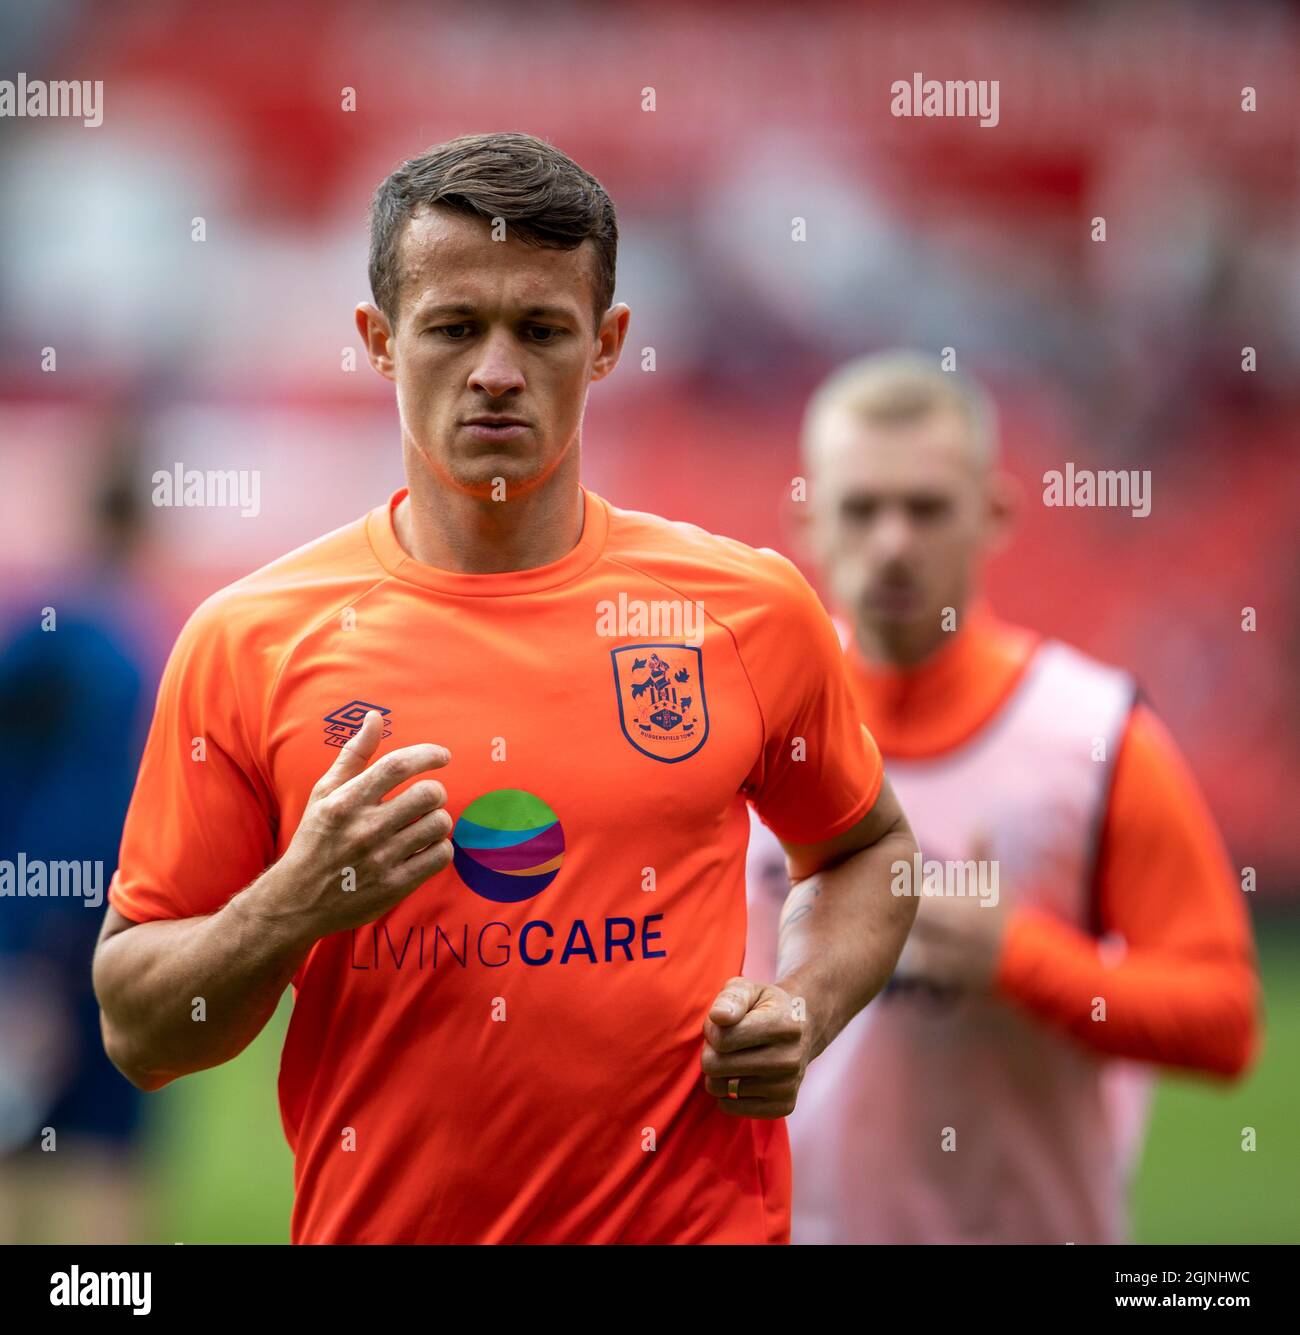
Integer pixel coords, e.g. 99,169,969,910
451,789,565,903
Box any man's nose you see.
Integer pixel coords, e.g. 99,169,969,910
468,330,526,398
870,508,915,561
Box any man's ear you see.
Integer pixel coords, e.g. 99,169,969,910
355,302,397,382
590,302,631,382
779,478,818,564
984,470,1020,554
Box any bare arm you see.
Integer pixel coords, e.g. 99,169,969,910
94,883,314,1092
702,776,918,1118
94,711,453,1091
772,775,919,1060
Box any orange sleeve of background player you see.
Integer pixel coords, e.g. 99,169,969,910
993,703,1260,1078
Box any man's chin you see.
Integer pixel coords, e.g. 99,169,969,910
439,454,549,499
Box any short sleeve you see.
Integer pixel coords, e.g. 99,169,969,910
107,596,278,923
742,554,883,845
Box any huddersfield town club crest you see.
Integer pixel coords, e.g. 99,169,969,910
611,644,709,763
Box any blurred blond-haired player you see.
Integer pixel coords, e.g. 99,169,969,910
745,351,1260,1244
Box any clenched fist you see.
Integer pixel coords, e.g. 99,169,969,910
701,976,812,1119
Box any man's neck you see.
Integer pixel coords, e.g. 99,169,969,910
843,604,1041,757
852,614,957,673
395,452,585,575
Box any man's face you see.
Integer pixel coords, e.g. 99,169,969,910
808,407,1002,641
357,207,627,497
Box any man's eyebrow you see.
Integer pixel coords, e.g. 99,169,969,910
413,302,579,322
519,305,578,321
417,303,477,318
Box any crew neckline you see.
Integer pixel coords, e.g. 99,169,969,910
366,484,610,596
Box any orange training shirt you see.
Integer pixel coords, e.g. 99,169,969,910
843,609,1259,1078
107,485,884,1243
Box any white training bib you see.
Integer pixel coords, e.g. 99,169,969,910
746,640,1151,1243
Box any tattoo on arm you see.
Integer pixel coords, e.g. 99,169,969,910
777,882,822,951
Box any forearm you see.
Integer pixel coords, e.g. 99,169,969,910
996,907,1260,1077
775,825,918,1060
94,865,315,1090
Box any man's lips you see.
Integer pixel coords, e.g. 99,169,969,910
462,418,531,441
866,585,923,614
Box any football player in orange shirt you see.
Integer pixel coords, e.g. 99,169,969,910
92,134,919,1244
745,351,1260,1243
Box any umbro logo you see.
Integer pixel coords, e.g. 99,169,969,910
323,700,392,748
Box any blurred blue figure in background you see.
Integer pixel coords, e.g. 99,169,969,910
0,430,163,1242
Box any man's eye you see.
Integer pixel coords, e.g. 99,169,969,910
527,325,562,342
433,324,472,339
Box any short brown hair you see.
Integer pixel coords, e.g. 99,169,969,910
367,131,618,332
